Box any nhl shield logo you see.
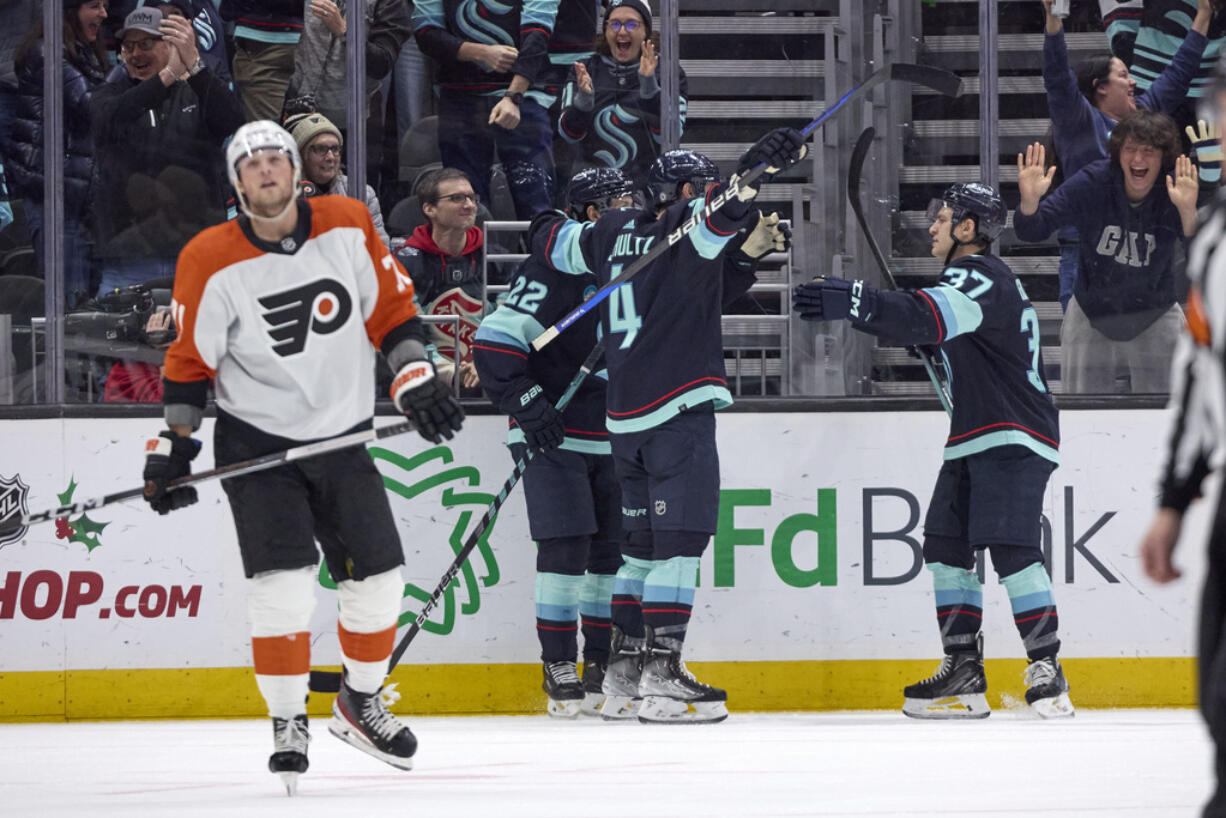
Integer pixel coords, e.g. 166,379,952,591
0,473,30,546
654,499,667,516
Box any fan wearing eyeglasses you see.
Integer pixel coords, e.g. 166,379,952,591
557,0,685,193
285,112,391,248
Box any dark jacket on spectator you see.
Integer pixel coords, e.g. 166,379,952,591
557,55,687,186
413,0,556,93
89,65,244,257
1013,158,1188,340
394,222,487,369
8,40,107,219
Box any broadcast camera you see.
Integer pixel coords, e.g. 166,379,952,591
67,284,175,347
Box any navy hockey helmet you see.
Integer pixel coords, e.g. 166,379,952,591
566,166,636,220
647,150,721,207
926,182,1007,245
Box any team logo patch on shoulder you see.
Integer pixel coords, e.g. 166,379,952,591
258,278,354,357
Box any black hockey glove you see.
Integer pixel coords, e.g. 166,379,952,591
792,277,877,323
737,127,808,182
504,383,564,453
391,360,466,444
142,431,201,515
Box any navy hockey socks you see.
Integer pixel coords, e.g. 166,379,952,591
611,556,652,639
642,556,699,652
1001,562,1061,660
579,571,615,663
535,572,583,662
929,562,984,654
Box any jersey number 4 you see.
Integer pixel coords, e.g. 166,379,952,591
607,267,641,349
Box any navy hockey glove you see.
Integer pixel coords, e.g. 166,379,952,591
142,431,201,515
505,383,564,453
392,359,466,444
737,127,808,182
792,278,877,323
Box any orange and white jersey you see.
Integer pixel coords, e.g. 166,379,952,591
163,195,419,441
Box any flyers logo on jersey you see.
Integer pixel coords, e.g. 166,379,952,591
258,279,353,357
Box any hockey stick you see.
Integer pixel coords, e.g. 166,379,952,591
308,339,606,694
530,62,963,352
0,420,423,540
847,125,954,417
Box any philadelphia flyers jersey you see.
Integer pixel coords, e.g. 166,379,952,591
163,195,422,442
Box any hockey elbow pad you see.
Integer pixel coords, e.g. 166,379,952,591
391,360,466,444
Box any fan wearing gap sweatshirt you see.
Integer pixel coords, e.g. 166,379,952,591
1013,110,1202,394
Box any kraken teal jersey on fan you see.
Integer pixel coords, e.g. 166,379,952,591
859,254,1060,463
533,187,752,433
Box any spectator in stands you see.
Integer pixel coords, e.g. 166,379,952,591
1014,112,1201,394
541,0,600,205
103,306,173,403
557,0,686,194
1043,0,1211,312
286,0,411,191
393,168,489,391
90,7,244,295
1099,0,1226,131
9,0,110,308
219,0,302,122
285,111,391,247
413,0,558,219
143,0,231,85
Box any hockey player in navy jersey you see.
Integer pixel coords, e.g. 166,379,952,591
471,167,635,719
529,128,805,723
793,183,1072,720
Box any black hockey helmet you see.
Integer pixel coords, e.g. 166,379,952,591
566,166,637,220
647,149,721,207
926,182,1007,245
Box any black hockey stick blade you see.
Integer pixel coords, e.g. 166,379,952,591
531,63,961,353
0,420,419,540
846,126,953,416
308,341,607,694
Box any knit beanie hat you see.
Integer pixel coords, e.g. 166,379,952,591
605,0,652,35
284,112,344,155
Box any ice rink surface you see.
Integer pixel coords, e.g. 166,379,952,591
0,709,1213,817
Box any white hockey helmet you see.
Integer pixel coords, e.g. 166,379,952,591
226,119,302,195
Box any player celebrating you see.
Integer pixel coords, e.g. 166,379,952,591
529,127,806,723
793,183,1071,720
141,120,464,792
471,167,636,719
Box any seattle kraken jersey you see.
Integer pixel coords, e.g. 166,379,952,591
472,255,610,454
860,254,1060,463
414,0,558,92
535,189,752,433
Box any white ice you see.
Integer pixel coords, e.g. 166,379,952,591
0,709,1213,817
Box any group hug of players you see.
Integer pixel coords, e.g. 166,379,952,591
138,117,1070,793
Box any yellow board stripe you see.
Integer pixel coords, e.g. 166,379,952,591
0,658,1197,722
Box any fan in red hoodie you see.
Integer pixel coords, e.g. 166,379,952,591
394,168,496,389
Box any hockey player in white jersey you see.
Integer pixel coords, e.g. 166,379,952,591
140,121,464,793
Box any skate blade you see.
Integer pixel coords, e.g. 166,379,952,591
328,717,415,771
637,696,728,724
276,771,300,796
1029,693,1075,719
902,693,991,720
579,692,606,717
600,696,642,721
546,697,582,719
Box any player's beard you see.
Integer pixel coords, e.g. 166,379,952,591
245,184,296,222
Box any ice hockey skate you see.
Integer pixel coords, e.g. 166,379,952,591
542,660,585,718
637,627,728,724
1024,655,1075,719
580,659,607,716
601,626,643,721
268,714,310,796
902,634,990,719
328,679,417,770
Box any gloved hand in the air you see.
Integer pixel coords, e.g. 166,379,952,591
504,383,564,453
142,430,202,515
732,127,808,200
792,277,877,323
739,211,791,259
391,359,466,444
1186,120,1223,184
